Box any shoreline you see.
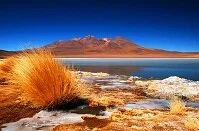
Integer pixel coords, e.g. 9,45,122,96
1,57,199,60
55,57,199,60
1,56,199,61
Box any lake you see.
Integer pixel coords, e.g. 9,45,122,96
58,58,199,81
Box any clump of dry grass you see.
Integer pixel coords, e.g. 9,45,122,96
169,96,186,115
3,49,84,108
184,118,199,130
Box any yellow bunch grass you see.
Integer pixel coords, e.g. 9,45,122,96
4,49,83,108
184,118,199,130
169,96,185,115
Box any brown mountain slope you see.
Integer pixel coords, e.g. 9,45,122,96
0,50,18,58
44,35,199,58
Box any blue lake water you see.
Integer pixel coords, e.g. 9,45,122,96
58,58,199,81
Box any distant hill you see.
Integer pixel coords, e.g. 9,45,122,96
44,35,199,58
1,36,199,58
0,50,18,59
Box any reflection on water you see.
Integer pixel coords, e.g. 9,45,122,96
58,58,199,81
74,65,141,76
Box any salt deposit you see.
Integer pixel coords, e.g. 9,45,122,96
135,76,199,99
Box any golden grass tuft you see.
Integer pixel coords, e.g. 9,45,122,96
169,96,186,115
2,49,84,108
184,118,199,130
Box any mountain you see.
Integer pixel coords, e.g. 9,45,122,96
0,36,198,58
0,50,18,58
44,35,199,58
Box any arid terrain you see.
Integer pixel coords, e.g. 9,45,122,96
1,0,198,130
1,71,199,131
0,50,199,131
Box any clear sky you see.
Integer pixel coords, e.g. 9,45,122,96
0,0,199,51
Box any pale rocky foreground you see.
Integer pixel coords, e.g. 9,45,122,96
2,72,199,131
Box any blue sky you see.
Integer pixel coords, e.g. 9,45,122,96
0,0,199,52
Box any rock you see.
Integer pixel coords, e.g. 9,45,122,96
2,110,85,131
128,76,142,80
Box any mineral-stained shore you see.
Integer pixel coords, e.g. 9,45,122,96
1,72,199,131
